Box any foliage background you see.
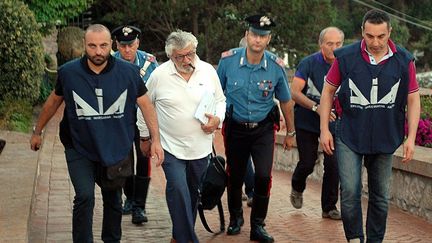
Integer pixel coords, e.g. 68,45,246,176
87,0,432,70
2,0,432,135
24,0,91,34
0,0,44,103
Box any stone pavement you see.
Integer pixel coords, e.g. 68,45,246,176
1,108,432,242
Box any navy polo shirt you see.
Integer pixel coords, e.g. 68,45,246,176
56,56,146,166
294,52,332,134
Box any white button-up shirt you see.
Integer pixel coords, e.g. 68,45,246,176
137,57,226,160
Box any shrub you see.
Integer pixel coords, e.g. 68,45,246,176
57,26,84,66
0,95,33,133
0,0,45,103
405,95,432,148
37,54,57,103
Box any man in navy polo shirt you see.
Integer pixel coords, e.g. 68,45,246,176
30,24,164,243
320,10,420,243
112,25,159,225
290,27,344,220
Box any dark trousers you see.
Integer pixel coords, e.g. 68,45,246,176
244,157,255,198
123,124,151,207
291,128,339,212
65,148,122,243
224,119,274,223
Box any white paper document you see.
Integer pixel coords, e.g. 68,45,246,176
194,91,216,124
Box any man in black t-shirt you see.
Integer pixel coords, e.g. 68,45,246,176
30,24,164,243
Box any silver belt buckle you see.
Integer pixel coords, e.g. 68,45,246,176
246,122,258,129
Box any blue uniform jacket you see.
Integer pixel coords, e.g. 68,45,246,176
217,47,291,123
113,50,158,83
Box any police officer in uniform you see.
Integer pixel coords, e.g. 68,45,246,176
112,25,158,225
217,15,295,242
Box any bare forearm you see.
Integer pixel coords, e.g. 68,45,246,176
34,91,63,133
280,100,295,132
292,92,317,110
137,95,160,143
291,77,316,109
319,83,336,132
406,92,421,141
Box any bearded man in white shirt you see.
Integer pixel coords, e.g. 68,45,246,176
137,29,226,243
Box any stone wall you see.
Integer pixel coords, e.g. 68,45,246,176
41,28,58,69
273,132,432,223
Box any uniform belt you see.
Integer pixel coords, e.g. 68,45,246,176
233,116,271,129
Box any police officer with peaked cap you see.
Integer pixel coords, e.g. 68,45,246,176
111,25,158,225
217,14,295,242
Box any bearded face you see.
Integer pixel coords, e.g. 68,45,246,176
84,30,112,67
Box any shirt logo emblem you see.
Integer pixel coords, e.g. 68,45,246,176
73,88,127,120
349,78,400,109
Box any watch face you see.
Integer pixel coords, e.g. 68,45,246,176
312,105,318,112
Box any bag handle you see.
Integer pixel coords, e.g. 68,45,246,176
197,144,225,234
198,200,225,234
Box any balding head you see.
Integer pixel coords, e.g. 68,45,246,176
318,27,344,46
85,24,111,41
318,27,344,63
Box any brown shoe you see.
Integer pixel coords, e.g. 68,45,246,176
322,209,342,220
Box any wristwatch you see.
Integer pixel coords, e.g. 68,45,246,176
287,130,296,137
140,136,151,142
311,103,319,113
32,126,43,136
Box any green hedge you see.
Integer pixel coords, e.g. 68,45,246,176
0,0,44,103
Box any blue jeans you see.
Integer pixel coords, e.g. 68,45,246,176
65,148,122,243
162,151,208,243
336,137,393,243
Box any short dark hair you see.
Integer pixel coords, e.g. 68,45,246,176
362,9,391,29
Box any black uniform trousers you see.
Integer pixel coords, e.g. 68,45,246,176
224,118,275,221
291,128,339,212
123,124,151,205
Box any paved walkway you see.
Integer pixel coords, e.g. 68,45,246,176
1,108,432,242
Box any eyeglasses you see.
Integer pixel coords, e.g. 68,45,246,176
173,51,196,62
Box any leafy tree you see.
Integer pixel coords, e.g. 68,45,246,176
92,0,336,66
89,0,432,70
0,0,44,103
24,0,91,34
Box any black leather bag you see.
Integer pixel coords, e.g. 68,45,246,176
198,146,227,234
97,152,133,190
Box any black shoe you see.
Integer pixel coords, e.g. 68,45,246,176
226,216,244,235
132,207,148,225
250,225,274,242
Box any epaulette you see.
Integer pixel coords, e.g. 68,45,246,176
221,49,235,58
146,54,156,63
275,57,286,68
268,52,286,68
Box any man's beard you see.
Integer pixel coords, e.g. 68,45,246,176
86,52,109,66
175,62,194,74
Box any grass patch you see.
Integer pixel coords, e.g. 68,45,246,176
0,97,33,133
